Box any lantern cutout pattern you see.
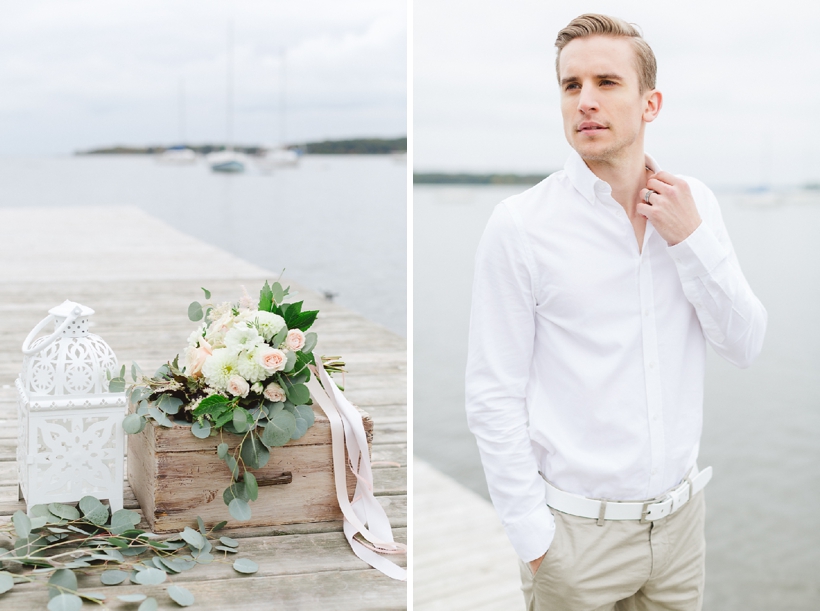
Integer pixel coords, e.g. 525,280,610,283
15,300,126,513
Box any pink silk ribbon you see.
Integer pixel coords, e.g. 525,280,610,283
307,362,407,581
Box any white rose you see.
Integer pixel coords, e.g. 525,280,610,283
255,346,287,373
184,338,213,377
263,382,286,403
226,375,250,398
285,329,306,352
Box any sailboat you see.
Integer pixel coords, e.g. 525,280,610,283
158,78,197,165
209,21,245,173
257,48,301,173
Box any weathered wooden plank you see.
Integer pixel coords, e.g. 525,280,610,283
0,568,407,610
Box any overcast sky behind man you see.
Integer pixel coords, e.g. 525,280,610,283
415,0,820,189
0,0,406,155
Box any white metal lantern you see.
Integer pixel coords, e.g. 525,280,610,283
15,300,126,513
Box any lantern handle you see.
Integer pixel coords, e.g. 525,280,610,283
21,306,83,356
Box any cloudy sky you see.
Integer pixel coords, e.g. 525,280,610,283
415,0,820,188
0,0,406,154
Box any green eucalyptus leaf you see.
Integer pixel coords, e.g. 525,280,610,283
12,511,31,539
228,498,252,521
29,516,48,530
239,435,270,470
48,569,77,599
118,593,147,602
283,350,297,372
302,332,318,353
181,527,205,550
271,326,288,348
158,395,183,415
219,536,239,548
168,585,195,607
223,482,249,505
110,509,141,535
201,287,211,299
0,572,12,594
191,420,211,439
147,406,173,428
122,413,145,435
285,382,310,406
139,598,158,611
244,471,259,501
47,594,82,611
232,557,259,574
47,503,80,521
133,567,166,585
196,516,207,535
108,377,126,393
194,551,214,564
261,409,296,447
188,301,204,322
270,282,285,304
215,545,239,553
232,407,252,433
217,442,229,459
212,520,228,531
224,455,240,478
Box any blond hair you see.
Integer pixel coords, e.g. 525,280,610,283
555,14,657,93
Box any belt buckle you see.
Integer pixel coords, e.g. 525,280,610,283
640,501,652,524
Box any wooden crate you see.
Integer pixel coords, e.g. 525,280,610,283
127,405,372,533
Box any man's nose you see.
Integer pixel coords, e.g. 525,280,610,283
577,85,598,114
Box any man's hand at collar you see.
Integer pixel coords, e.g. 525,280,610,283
637,171,703,246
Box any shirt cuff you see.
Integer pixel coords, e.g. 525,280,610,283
504,502,555,562
667,221,728,281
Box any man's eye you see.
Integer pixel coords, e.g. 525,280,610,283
600,80,616,86
565,83,580,91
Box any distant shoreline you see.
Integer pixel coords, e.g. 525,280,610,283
414,172,550,185
76,137,407,156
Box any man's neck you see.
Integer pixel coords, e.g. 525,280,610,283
584,150,649,219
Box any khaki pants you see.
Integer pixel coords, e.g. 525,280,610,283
520,492,705,611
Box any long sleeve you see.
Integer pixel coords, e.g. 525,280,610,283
464,202,554,562
667,185,767,367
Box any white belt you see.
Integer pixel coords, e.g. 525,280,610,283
544,466,712,525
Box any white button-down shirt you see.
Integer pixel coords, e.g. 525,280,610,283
465,150,767,562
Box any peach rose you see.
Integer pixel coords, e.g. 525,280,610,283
286,329,306,352
263,382,286,403
226,374,250,398
256,346,287,373
185,339,213,377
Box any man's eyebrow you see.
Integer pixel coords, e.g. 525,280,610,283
560,73,624,86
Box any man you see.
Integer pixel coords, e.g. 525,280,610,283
465,14,766,611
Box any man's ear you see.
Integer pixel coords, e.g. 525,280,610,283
643,89,663,123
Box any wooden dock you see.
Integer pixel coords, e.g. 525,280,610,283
414,459,522,610
0,206,406,609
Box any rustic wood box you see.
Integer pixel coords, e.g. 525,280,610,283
127,405,372,533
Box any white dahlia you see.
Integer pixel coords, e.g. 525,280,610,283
201,348,240,390
251,311,287,342
224,325,264,352
237,346,268,383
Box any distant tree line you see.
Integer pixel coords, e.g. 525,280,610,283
76,137,406,156
413,172,550,185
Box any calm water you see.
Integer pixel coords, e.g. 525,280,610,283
414,185,820,609
0,154,406,336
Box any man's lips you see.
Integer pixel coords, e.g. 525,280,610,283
577,122,608,133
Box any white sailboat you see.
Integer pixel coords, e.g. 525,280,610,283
158,78,197,165
257,48,301,173
210,21,245,174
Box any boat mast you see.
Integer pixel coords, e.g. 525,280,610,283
227,21,234,153
279,47,286,149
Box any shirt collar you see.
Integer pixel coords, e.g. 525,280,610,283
564,149,662,205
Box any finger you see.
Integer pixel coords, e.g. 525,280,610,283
636,202,653,218
651,170,680,186
646,177,672,195
639,188,658,205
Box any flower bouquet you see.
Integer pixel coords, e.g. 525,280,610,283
117,281,344,522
